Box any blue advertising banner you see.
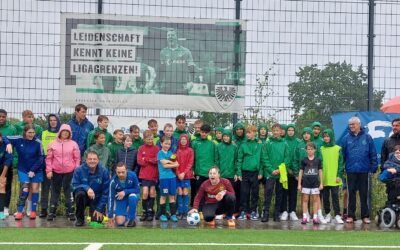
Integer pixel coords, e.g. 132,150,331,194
331,112,400,163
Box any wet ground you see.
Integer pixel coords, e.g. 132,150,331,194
0,215,394,231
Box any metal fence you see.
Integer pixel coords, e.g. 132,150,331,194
0,0,399,124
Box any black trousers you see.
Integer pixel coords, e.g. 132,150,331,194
347,173,370,219
228,178,241,213
203,194,236,222
190,178,196,207
40,169,51,210
239,171,259,213
322,186,340,216
264,178,283,217
5,168,13,207
280,176,297,213
74,190,102,223
50,172,74,213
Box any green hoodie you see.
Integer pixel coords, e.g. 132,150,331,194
292,127,321,177
233,122,246,148
84,143,111,169
320,129,344,186
263,136,290,179
15,121,43,137
107,141,124,167
280,124,288,138
257,123,268,144
132,136,144,150
215,129,238,178
236,138,263,177
213,127,224,145
86,127,113,148
285,124,301,173
0,121,17,136
173,128,190,141
192,136,216,177
311,121,324,149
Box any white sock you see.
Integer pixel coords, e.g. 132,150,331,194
303,213,307,218
313,214,318,219
317,209,322,216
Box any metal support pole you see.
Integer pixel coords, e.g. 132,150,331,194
95,0,103,116
367,0,375,112
367,0,375,219
232,0,242,125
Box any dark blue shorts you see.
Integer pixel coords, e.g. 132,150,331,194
142,179,157,187
159,178,176,196
18,170,43,183
176,179,191,188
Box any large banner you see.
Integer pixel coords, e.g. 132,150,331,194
331,112,400,162
60,14,246,112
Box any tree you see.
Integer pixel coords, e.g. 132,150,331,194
288,62,385,128
241,62,278,126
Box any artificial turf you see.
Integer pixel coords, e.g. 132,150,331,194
0,228,399,250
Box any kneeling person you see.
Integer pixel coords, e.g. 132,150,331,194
189,167,236,227
72,151,110,226
107,162,140,227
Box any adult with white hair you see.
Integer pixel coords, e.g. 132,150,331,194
340,117,377,224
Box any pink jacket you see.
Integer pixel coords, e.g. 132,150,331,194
46,124,81,174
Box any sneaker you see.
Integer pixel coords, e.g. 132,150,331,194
15,212,23,220
250,211,259,221
301,217,307,224
29,211,37,220
126,220,136,227
170,215,178,222
159,214,168,222
75,219,85,227
335,215,344,224
3,207,9,217
46,213,56,221
39,209,48,218
289,212,298,221
313,218,320,225
318,214,327,224
139,212,148,222
237,211,246,220
261,213,269,223
0,212,5,220
280,211,289,221
273,215,281,222
68,213,76,221
181,214,187,221
325,213,332,223
215,214,224,220
363,218,371,224
227,219,236,227
207,219,216,227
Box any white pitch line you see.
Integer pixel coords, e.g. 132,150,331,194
0,242,399,249
84,243,104,250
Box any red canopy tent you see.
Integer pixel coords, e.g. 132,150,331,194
381,96,400,113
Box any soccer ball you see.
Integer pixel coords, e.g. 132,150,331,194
187,212,201,225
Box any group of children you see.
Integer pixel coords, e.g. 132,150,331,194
0,107,349,226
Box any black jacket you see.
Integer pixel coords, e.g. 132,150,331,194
381,133,400,168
